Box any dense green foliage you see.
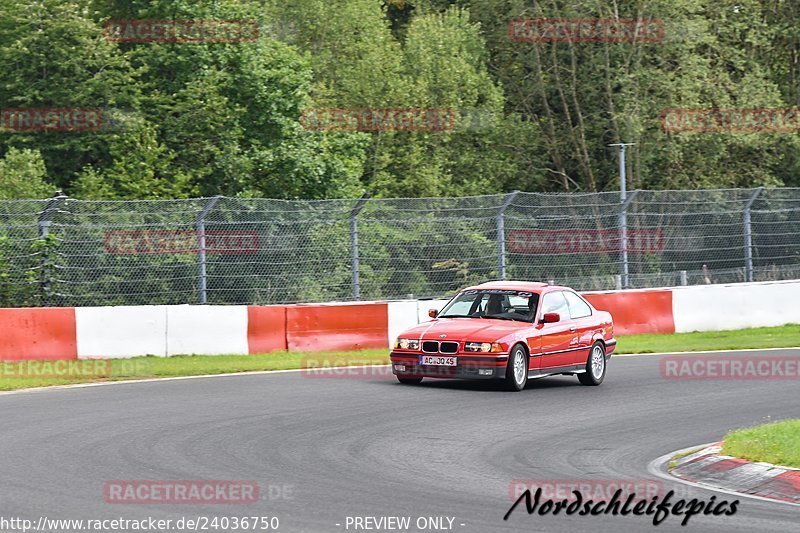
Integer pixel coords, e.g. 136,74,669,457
1,0,799,200
1,1,799,307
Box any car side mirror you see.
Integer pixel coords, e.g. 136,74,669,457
541,312,560,323
428,308,438,318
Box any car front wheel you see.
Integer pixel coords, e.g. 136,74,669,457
578,342,606,386
504,344,528,391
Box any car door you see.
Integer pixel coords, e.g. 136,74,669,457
563,290,595,365
505,292,541,372
537,291,578,369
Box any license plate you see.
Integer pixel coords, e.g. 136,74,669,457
419,355,457,366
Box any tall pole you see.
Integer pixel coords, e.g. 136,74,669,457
350,193,370,300
609,143,635,289
37,191,68,306
196,196,222,304
743,187,764,283
497,190,519,280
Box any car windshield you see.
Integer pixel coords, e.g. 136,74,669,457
438,289,539,322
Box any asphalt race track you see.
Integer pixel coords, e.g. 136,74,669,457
1,349,798,533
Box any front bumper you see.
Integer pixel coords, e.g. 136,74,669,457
389,351,508,380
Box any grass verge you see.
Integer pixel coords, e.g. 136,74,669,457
0,350,389,392
615,324,800,354
721,419,800,468
0,323,798,393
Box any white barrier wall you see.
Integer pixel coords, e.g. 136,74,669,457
67,281,800,360
387,301,418,345
672,280,800,332
76,306,168,358
165,306,249,356
76,305,250,358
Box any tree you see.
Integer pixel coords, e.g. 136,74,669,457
0,148,55,199
0,0,139,190
465,0,799,191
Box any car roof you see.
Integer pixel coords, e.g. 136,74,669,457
464,280,566,293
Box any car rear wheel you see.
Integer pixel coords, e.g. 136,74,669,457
578,342,606,386
504,344,528,391
397,376,423,385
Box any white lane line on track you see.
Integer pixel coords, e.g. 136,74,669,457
1,345,799,397
613,345,800,357
647,444,800,509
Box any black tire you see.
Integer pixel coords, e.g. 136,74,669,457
578,341,607,386
397,376,423,385
504,344,529,391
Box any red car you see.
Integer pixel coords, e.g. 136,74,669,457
390,281,615,391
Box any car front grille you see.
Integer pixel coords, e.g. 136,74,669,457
421,340,460,353
422,341,439,353
440,341,459,354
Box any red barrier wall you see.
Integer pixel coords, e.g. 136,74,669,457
0,308,78,360
247,306,288,353
286,303,389,352
584,290,675,335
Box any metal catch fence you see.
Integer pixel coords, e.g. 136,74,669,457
0,188,798,307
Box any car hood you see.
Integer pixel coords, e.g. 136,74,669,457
400,318,529,343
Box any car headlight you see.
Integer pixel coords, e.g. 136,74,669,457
394,338,420,350
465,342,502,353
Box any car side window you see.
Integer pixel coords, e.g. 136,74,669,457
541,291,569,320
564,291,592,319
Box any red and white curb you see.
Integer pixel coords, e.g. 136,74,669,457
664,442,800,505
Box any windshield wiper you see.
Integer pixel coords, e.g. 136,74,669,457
437,314,472,318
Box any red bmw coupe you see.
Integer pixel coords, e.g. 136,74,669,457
390,281,615,391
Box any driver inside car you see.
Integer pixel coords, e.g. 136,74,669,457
485,294,506,316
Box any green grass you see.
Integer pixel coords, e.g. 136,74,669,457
0,323,798,393
721,419,800,468
0,350,389,392
615,324,800,354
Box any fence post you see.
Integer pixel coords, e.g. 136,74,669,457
743,187,764,283
36,192,68,306
496,191,520,280
619,189,639,289
350,194,370,300
196,196,222,305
